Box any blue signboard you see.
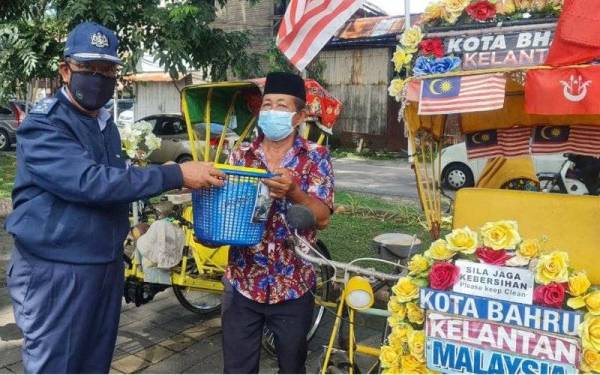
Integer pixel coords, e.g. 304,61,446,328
420,288,583,336
426,338,577,374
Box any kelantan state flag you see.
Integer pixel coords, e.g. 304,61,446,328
525,67,600,115
546,0,600,66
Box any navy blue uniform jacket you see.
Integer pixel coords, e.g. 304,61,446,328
5,90,184,264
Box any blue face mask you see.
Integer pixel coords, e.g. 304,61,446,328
258,110,296,141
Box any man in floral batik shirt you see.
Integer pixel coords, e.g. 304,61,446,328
222,72,334,373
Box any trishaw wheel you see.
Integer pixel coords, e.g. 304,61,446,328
261,239,334,357
172,285,222,315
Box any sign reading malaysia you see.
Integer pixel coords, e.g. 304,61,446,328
426,312,581,367
453,260,534,304
420,289,583,336
443,29,554,70
426,338,577,374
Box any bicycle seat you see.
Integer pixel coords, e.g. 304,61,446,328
372,233,421,261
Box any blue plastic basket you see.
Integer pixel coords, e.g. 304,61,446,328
192,165,273,246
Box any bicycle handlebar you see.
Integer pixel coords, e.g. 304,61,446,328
289,231,403,281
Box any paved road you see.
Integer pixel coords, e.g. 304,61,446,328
333,158,419,201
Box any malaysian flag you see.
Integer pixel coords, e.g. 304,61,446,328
418,74,506,115
277,0,365,71
466,127,532,159
532,125,600,157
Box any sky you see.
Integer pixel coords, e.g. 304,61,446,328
370,0,431,15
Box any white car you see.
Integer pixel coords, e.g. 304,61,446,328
118,110,134,126
440,142,566,190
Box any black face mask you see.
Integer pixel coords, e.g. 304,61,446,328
67,70,116,111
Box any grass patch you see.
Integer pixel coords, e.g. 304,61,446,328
0,153,16,198
320,191,433,267
331,148,404,161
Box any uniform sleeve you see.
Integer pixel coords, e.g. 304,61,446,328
306,148,335,212
18,117,183,205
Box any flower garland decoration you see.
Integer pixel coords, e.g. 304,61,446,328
422,0,562,26
118,120,162,166
387,0,564,102
380,219,600,374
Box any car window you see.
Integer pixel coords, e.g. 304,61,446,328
172,119,186,134
0,106,12,115
154,118,181,136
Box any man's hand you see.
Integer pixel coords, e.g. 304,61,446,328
263,168,298,199
179,161,226,189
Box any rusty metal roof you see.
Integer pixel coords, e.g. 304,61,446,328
336,15,405,40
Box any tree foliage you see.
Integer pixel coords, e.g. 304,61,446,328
0,0,262,102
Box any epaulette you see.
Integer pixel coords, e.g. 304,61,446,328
29,98,58,115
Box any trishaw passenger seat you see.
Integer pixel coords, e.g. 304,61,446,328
453,188,600,284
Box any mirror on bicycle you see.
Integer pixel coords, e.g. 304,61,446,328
287,205,316,231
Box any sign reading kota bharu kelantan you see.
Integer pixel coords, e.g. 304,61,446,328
441,29,554,69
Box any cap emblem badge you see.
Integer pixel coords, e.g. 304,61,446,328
90,32,109,48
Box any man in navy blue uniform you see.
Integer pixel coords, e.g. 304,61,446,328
4,22,225,373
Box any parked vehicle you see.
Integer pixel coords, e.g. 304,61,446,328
117,110,134,126
538,154,600,195
0,100,30,151
440,142,566,190
137,113,239,164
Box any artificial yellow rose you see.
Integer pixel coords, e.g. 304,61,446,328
382,366,402,375
388,297,407,320
388,314,406,328
392,277,420,302
442,10,462,24
388,78,405,102
442,0,470,13
392,48,413,72
400,26,423,50
422,2,444,22
392,322,413,342
585,291,600,315
496,0,517,14
582,348,600,373
535,251,570,285
407,330,426,362
406,302,425,325
401,354,427,374
388,331,407,353
445,227,478,254
480,220,521,250
408,254,431,276
380,345,401,368
568,272,591,297
579,314,600,352
567,296,586,310
424,239,455,260
517,238,541,258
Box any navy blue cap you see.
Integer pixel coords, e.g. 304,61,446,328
64,22,122,65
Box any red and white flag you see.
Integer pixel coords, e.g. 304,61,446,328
532,125,600,157
525,67,600,115
466,127,531,159
277,0,365,71
418,74,506,115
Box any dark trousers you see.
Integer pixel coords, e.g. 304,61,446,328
7,247,124,374
221,282,314,374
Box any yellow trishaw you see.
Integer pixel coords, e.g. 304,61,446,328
376,2,600,373
123,79,341,354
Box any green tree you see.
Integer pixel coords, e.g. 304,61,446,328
0,0,261,102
